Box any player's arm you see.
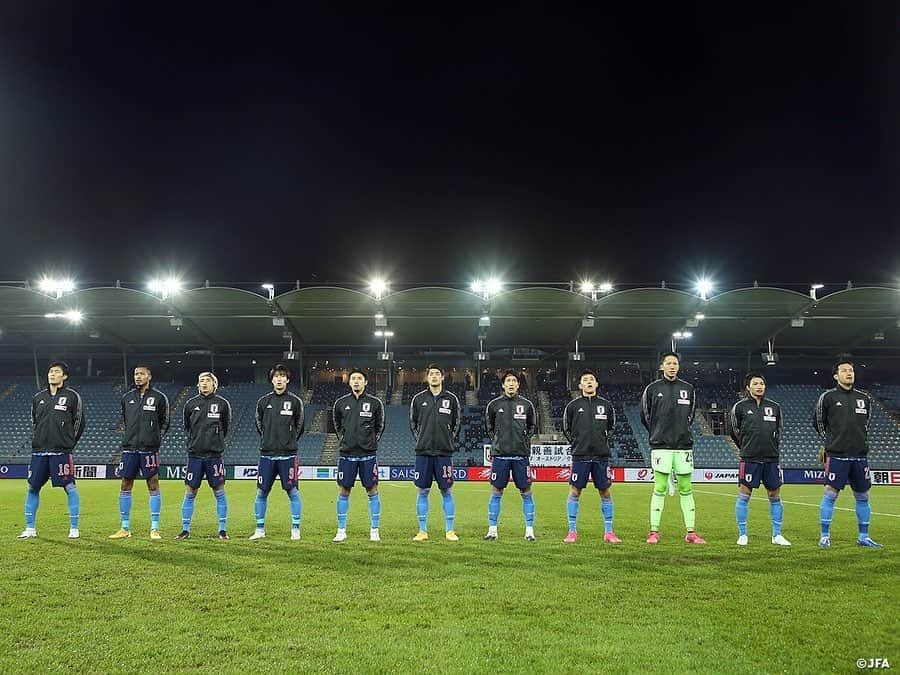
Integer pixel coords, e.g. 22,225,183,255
32,395,37,429
408,392,419,441
774,404,783,449
525,399,537,447
639,385,651,430
374,399,385,442
485,401,496,442
607,401,616,442
255,395,265,435
562,399,574,443
71,390,85,444
183,401,190,433
687,385,697,425
221,398,232,439
728,402,741,446
450,394,461,442
159,392,170,436
813,392,828,463
295,398,305,440
332,400,343,439
812,391,828,438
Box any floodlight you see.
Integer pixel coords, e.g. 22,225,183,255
696,278,713,300
369,278,388,299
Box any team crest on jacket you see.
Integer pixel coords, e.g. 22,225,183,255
362,402,371,412
679,390,688,399
442,399,450,409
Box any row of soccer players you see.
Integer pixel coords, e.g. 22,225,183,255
15,355,882,548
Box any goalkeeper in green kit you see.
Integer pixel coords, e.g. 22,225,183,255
639,352,706,544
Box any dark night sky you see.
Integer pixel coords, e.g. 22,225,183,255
0,2,898,287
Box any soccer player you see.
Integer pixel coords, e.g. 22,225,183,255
332,369,385,542
640,352,706,544
729,372,791,546
561,369,621,543
109,365,170,541
813,358,883,548
484,370,537,541
18,361,85,539
175,372,231,540
249,363,305,541
409,364,461,542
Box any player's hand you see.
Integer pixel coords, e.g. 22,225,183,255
817,447,825,464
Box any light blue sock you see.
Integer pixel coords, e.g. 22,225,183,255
601,496,614,534
65,484,80,529
214,489,227,531
566,494,579,531
820,488,838,537
368,492,381,529
769,496,783,537
736,492,750,536
442,490,455,532
488,491,502,526
337,494,349,529
24,488,40,529
416,489,430,531
255,490,269,528
521,490,535,527
181,492,196,531
149,489,161,530
288,489,302,528
854,491,871,539
119,490,132,530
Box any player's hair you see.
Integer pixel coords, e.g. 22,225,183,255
269,363,290,381
744,372,766,388
832,356,854,375
501,369,520,383
659,351,680,365
48,361,69,376
133,364,152,376
348,368,367,381
197,371,219,391
425,363,444,376
579,368,598,380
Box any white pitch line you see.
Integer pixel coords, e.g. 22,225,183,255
693,489,900,518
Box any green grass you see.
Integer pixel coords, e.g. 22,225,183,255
0,479,897,673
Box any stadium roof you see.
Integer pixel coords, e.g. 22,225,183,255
0,284,898,356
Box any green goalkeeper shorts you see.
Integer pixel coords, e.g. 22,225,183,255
651,449,694,475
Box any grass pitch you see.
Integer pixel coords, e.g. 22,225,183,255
0,479,897,673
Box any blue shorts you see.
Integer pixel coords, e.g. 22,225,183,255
414,455,454,490
739,461,782,490
185,456,226,489
570,460,612,490
337,456,378,490
28,453,75,490
824,456,870,492
258,456,299,494
490,457,532,491
117,450,160,480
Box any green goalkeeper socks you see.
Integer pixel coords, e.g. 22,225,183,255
650,470,669,530
677,473,696,530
